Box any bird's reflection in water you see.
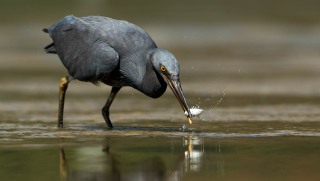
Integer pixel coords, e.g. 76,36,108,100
183,137,204,172
166,136,205,180
59,136,210,181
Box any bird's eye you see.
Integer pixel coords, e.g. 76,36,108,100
160,65,166,72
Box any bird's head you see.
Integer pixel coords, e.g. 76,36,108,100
150,49,193,124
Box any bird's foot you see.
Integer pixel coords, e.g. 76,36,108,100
102,110,113,129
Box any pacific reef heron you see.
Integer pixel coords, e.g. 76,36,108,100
44,15,193,128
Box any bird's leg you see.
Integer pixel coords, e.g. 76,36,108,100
102,87,121,128
58,76,72,128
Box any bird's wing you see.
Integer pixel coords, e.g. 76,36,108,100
47,16,119,82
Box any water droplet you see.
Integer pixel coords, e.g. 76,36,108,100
179,124,187,131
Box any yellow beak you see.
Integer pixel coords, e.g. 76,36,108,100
163,74,192,124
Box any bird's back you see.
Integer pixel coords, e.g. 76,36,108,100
45,15,157,83
77,16,156,55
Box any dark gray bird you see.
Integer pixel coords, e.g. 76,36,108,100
44,15,193,128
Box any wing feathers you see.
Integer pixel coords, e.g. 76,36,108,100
45,15,120,81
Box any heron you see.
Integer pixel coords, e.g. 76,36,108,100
43,15,193,128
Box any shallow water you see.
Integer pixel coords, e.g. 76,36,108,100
1,136,320,181
1,1,320,180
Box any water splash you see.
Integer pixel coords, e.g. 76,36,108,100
179,124,187,131
214,91,226,108
185,106,204,117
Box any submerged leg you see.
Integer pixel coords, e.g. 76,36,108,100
102,87,121,128
58,76,72,128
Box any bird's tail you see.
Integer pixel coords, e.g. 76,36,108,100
42,28,49,33
43,28,57,54
44,42,57,54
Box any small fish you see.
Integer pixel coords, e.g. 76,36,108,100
185,107,204,117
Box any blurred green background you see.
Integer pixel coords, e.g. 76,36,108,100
1,0,320,24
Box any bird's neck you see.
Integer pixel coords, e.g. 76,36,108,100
139,62,167,98
120,49,167,98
